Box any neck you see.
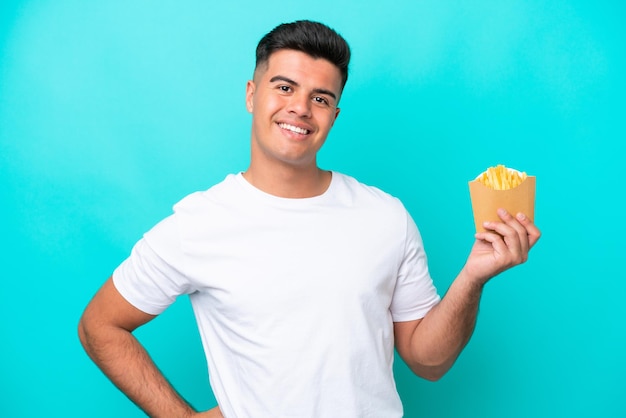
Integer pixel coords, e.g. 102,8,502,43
242,164,332,198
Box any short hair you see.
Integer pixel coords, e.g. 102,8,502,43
255,20,351,89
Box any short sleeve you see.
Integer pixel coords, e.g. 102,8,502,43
112,215,193,315
390,213,441,322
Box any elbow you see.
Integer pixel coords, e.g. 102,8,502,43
419,368,447,382
416,367,447,382
77,310,100,355
77,314,90,351
408,359,453,382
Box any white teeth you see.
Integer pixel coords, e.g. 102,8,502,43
278,123,310,135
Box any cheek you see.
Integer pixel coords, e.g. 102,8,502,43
319,112,338,131
253,94,277,117
263,94,284,112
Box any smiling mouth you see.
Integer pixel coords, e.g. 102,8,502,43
278,122,311,135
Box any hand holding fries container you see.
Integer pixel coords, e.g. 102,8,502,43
468,168,535,232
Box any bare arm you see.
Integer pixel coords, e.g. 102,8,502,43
395,210,541,381
78,277,221,417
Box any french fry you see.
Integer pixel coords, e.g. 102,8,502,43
477,165,528,190
469,165,535,232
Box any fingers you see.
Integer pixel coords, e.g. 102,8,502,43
474,229,511,259
476,209,539,266
498,209,529,261
515,211,542,248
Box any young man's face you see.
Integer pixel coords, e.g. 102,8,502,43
245,49,342,171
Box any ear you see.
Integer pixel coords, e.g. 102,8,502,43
331,107,341,126
245,80,255,113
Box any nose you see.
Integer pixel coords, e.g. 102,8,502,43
286,92,312,118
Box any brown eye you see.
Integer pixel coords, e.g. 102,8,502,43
313,96,329,105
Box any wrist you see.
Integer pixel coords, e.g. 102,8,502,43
457,267,489,292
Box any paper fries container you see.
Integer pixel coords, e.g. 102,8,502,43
468,176,535,232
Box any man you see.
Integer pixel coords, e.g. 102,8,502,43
78,20,541,418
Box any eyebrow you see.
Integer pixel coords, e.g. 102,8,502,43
269,75,337,101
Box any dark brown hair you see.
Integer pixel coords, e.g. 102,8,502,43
255,20,351,89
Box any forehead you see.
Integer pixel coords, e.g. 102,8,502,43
255,49,342,91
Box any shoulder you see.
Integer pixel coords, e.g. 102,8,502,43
332,172,406,212
173,173,242,214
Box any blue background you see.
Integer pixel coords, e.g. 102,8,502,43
1,1,624,417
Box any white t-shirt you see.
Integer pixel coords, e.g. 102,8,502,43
113,172,440,417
